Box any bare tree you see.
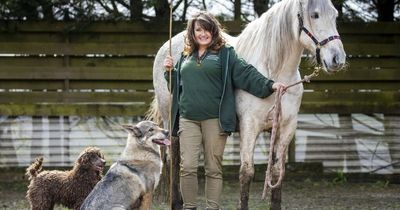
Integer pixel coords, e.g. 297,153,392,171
130,0,143,20
234,0,241,20
152,0,168,21
181,0,189,21
37,0,55,20
0,0,398,22
253,0,269,17
94,0,124,19
374,0,396,21
345,0,399,22
332,0,345,20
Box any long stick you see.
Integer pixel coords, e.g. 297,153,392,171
168,0,173,209
168,1,172,134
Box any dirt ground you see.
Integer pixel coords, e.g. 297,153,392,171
1,175,399,210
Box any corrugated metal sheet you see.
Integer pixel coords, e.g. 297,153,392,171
296,114,400,174
0,114,399,174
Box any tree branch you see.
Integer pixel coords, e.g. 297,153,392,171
172,0,184,12
202,0,207,10
94,0,114,14
114,0,130,9
111,0,119,12
213,0,234,14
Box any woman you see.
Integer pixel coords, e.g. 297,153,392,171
163,11,286,210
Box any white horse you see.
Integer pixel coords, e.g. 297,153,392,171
149,0,346,209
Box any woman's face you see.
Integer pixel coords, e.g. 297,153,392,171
194,21,212,49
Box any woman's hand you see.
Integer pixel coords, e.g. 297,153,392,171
163,55,174,72
272,82,287,93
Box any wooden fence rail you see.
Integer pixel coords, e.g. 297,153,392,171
0,21,399,170
0,21,399,116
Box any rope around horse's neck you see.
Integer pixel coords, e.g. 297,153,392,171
261,66,321,199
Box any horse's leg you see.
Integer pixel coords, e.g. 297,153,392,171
237,118,260,210
269,119,297,210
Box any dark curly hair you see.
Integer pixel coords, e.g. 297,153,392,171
183,11,226,56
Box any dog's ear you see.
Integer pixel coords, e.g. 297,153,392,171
122,124,142,137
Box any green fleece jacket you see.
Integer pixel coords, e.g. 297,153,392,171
165,45,275,136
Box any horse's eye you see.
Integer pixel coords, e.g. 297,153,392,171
311,12,319,19
149,128,154,132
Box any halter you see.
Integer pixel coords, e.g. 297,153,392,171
297,3,341,65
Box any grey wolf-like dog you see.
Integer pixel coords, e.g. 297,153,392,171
80,120,170,210
26,147,106,210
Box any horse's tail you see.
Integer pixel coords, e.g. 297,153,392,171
145,97,163,126
26,156,44,180
145,96,171,204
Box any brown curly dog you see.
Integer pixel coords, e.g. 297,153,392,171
26,147,106,210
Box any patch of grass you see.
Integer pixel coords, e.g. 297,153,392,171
332,171,347,184
373,180,390,188
2,178,400,210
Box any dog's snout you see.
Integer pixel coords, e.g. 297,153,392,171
162,130,169,136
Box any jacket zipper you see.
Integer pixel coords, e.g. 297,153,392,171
172,56,183,130
219,49,229,130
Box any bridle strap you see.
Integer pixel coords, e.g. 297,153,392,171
297,13,341,65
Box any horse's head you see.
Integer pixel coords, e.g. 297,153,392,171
297,0,346,73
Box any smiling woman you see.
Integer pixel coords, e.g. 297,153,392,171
162,11,286,210
150,1,348,209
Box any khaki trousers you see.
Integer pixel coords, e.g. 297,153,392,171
178,117,227,209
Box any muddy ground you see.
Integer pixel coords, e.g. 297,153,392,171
0,166,399,210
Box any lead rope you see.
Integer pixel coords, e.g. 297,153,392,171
262,66,321,199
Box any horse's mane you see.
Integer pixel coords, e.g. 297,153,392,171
235,0,299,79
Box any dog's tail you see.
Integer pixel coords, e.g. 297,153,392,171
144,97,162,126
26,157,44,180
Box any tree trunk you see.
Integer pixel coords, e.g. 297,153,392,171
234,0,241,21
154,0,169,21
19,1,40,20
130,0,143,21
376,0,395,22
332,0,344,21
253,0,269,17
39,0,54,20
181,0,188,21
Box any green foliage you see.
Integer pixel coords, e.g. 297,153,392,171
373,180,390,188
332,170,347,184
